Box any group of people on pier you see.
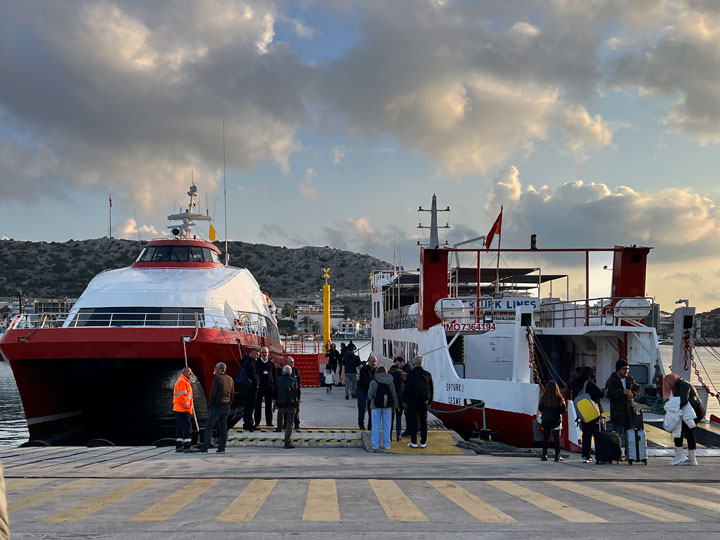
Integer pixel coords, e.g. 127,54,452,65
537,359,706,465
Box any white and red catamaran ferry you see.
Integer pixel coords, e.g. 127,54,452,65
371,196,667,449
0,184,283,445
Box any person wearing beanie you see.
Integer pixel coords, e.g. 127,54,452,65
604,359,640,456
662,374,705,466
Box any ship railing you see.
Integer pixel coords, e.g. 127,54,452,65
535,297,655,328
283,334,324,354
63,310,208,328
383,308,418,330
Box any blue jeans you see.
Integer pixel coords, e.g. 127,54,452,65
345,373,357,398
203,403,230,451
371,408,393,449
357,388,369,427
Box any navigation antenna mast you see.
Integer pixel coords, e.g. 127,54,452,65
417,194,450,248
223,120,229,265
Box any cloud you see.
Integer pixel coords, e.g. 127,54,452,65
348,217,374,235
332,146,345,164
299,167,320,200
0,0,305,208
485,165,720,262
119,218,159,240
607,1,720,144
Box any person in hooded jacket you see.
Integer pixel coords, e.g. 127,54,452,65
571,366,606,463
368,366,398,451
403,355,434,449
389,356,406,441
663,373,705,466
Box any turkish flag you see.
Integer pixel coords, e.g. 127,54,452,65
485,209,502,251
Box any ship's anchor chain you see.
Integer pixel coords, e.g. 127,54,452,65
526,327,544,391
683,330,691,370
686,335,720,407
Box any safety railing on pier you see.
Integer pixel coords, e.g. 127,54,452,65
283,335,324,354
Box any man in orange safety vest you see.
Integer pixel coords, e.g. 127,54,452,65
173,367,194,452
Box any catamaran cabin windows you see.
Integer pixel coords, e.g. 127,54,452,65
136,246,222,263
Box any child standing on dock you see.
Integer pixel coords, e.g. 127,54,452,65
538,381,566,462
324,363,335,393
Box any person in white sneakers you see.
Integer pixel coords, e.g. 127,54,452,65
663,374,705,466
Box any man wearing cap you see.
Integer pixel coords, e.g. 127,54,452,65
605,359,640,456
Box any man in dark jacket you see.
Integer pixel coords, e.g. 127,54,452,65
389,356,406,441
325,342,341,380
357,355,377,430
276,356,302,431
403,355,434,448
241,348,260,431
343,349,361,400
273,365,300,448
255,346,277,427
605,359,640,455
200,362,234,453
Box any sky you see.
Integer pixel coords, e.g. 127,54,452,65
2,0,720,311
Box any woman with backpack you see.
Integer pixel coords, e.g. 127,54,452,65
571,366,606,463
538,381,567,462
367,366,398,452
662,374,705,466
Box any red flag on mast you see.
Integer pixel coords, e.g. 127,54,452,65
485,208,502,251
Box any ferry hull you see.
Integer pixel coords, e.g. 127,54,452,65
0,327,282,445
431,402,536,448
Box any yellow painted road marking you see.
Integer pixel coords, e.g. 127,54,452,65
5,478,43,491
302,479,339,521
617,482,720,514
10,478,99,513
488,481,606,523
128,479,218,522
216,480,277,522
385,431,462,455
42,479,157,523
429,480,515,522
551,482,694,522
673,483,720,497
368,479,428,522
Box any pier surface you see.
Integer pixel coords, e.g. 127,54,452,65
4,388,720,539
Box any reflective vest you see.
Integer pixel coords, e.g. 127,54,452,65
173,374,193,413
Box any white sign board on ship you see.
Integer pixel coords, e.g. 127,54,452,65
442,297,540,332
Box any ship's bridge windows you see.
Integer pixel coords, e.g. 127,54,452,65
137,245,221,263
70,307,205,327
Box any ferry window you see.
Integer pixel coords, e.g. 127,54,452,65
383,339,387,357
203,248,222,263
153,246,172,261
629,364,649,385
189,247,204,262
210,250,222,263
135,248,146,262
71,307,204,327
140,247,156,261
170,246,189,261
388,341,393,357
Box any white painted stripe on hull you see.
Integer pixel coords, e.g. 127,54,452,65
26,411,83,425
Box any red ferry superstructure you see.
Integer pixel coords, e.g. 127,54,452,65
371,195,663,449
0,184,283,445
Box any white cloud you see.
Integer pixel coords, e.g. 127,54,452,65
299,167,320,200
332,146,345,165
348,217,374,235
119,218,159,240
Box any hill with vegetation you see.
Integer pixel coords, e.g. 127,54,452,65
0,238,390,308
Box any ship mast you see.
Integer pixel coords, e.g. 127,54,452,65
418,194,450,249
167,183,212,239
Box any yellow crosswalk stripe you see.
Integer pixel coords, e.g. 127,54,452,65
5,478,43,491
302,479,339,521
550,482,694,522
42,479,157,523
487,481,606,523
617,482,720,513
368,479,428,522
429,480,515,522
216,480,277,522
10,478,100,513
128,479,218,522
672,483,720,497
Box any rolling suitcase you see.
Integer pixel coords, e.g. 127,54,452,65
594,429,622,464
626,427,648,465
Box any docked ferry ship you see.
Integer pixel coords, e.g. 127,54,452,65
371,196,668,449
0,185,283,445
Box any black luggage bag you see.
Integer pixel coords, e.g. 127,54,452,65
595,430,622,464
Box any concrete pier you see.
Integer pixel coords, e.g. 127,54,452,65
3,388,720,539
